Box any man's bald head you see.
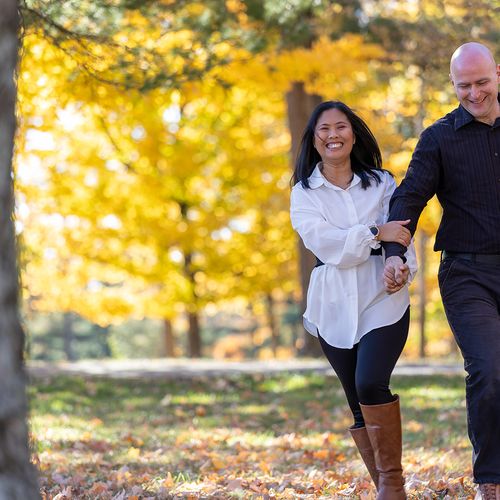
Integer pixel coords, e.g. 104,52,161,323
449,42,499,125
450,42,496,77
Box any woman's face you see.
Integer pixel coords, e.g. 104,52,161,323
313,108,355,164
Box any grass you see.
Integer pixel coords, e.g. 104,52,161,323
30,372,476,499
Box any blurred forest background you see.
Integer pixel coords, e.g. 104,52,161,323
17,0,499,362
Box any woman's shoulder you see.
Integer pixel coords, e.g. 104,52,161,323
379,169,396,187
380,169,395,180
290,181,310,206
360,169,394,190
291,177,321,195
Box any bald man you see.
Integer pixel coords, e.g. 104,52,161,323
383,42,500,499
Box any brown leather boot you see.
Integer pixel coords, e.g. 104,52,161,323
349,426,379,488
475,483,500,500
360,396,406,500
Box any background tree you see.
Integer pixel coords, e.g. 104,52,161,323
16,2,403,360
17,0,498,361
0,0,39,497
19,0,386,357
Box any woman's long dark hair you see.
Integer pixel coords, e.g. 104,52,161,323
291,101,388,189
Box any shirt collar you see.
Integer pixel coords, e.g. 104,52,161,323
307,162,360,190
454,93,500,130
307,163,325,189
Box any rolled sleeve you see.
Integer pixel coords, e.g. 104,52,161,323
403,239,418,283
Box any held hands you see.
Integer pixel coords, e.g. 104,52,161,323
377,219,411,246
383,256,410,294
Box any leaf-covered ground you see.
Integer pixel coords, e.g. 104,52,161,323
30,372,476,499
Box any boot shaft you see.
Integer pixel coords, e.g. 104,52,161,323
349,426,379,488
360,396,406,500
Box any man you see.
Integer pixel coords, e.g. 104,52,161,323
383,42,500,499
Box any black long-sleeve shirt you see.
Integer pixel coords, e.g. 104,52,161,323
385,95,500,260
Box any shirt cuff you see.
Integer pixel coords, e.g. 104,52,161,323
383,242,407,263
366,224,381,249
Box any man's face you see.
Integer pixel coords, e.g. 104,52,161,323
450,57,500,124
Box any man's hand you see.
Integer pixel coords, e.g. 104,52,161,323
378,219,411,246
384,256,410,294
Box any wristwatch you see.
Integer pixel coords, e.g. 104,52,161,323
368,224,380,240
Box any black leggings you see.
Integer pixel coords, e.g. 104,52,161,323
318,307,409,428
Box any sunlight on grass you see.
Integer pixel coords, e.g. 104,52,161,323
168,391,238,405
404,384,464,401
260,373,325,393
237,403,273,415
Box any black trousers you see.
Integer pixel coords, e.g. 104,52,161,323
318,307,409,428
438,256,500,484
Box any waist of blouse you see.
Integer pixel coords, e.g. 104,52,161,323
314,247,383,268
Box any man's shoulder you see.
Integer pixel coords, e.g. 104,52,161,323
421,107,460,141
429,107,459,130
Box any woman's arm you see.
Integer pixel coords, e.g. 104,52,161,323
290,187,379,269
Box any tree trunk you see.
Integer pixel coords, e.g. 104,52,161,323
449,332,459,356
62,313,76,361
179,200,202,358
247,302,258,357
414,75,427,359
286,81,322,357
100,325,112,358
265,293,280,357
183,250,201,358
286,294,300,351
163,318,175,357
418,231,428,358
187,311,201,358
0,1,40,496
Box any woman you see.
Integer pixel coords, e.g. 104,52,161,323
290,101,416,500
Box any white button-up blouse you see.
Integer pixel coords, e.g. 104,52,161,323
290,165,417,349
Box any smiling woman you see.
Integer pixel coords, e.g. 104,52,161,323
292,101,385,191
313,108,356,189
290,100,418,499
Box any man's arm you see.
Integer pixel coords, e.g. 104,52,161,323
384,127,442,260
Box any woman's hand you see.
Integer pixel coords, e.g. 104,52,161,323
383,256,410,294
377,220,411,246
